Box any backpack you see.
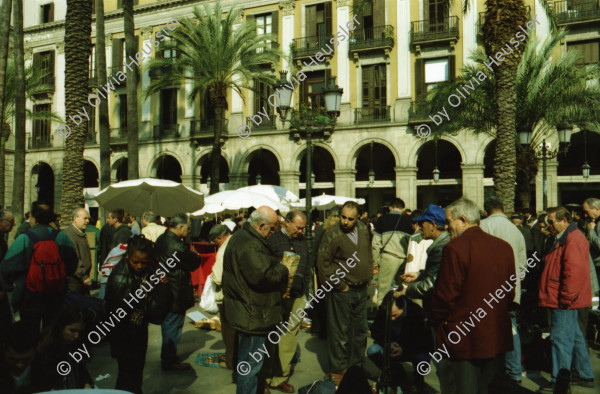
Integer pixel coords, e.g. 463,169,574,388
24,230,67,294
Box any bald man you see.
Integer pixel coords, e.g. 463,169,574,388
223,206,289,394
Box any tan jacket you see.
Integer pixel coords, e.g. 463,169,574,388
210,235,231,303
141,222,167,243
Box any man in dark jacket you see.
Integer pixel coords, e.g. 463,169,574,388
154,213,200,371
430,198,515,394
99,221,114,264
368,295,432,393
109,209,132,249
223,206,288,394
399,204,450,313
62,208,92,294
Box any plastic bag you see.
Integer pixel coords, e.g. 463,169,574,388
200,275,219,313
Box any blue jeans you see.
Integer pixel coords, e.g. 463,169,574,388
161,312,185,367
505,313,522,380
550,308,594,382
236,332,267,394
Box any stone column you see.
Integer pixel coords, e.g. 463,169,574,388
180,175,195,190
395,167,417,209
140,27,153,139
535,160,559,210
55,43,66,149
394,0,412,122
461,164,485,208
279,1,295,73
334,169,357,197
229,172,249,190
279,170,301,197
336,0,352,124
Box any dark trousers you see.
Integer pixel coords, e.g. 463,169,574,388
327,286,368,373
114,326,148,394
438,354,503,394
20,292,63,333
218,303,238,369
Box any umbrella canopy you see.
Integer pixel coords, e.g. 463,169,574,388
291,193,366,211
191,190,285,216
190,202,236,218
237,184,300,205
94,178,204,217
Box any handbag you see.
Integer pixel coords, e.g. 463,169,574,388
199,275,219,314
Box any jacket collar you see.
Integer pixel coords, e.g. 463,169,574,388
549,222,578,252
243,221,269,247
429,230,450,250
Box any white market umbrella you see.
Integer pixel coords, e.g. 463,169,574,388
198,190,286,212
190,202,236,218
94,178,204,217
291,193,366,211
237,184,300,205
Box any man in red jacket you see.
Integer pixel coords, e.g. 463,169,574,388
538,207,594,392
429,198,515,394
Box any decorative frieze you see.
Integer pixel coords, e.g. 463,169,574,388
279,0,295,16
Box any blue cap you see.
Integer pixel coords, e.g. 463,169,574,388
412,204,446,226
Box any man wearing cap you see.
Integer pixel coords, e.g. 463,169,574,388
398,205,450,314
480,196,527,384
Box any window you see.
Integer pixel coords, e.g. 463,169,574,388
426,0,449,32
40,3,54,24
362,64,386,109
256,13,272,52
424,58,449,91
112,36,138,75
299,70,330,108
306,2,332,43
160,89,178,131
119,94,127,129
87,99,96,138
161,37,177,60
254,80,274,116
567,40,600,66
90,45,96,78
33,51,55,89
33,104,52,144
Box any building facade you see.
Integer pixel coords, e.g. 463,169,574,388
5,0,600,217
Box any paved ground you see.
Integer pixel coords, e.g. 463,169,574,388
85,304,600,394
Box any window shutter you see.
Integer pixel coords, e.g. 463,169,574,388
49,51,55,81
325,2,332,36
449,55,456,81
171,89,178,126
49,3,54,22
271,10,279,44
373,0,385,27
415,58,424,101
307,5,317,38
117,0,122,8
112,39,121,71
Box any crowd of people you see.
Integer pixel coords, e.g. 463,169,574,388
0,195,598,394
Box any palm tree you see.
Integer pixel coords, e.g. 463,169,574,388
123,0,139,180
422,29,600,208
60,0,92,225
0,0,12,208
11,0,25,228
95,0,110,219
144,1,280,194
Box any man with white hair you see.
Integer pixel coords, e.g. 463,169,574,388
223,206,289,394
141,211,166,242
62,208,92,294
430,198,515,394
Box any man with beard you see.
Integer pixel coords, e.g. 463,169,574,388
317,201,374,385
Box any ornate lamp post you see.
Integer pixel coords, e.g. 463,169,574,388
274,70,343,238
582,130,590,180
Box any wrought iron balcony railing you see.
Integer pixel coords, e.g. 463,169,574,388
552,0,600,25
354,106,391,124
292,34,335,58
190,119,229,135
349,25,394,52
410,16,459,45
28,135,53,149
246,115,277,130
408,100,432,123
153,123,180,139
110,127,127,143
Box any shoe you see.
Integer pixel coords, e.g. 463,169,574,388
571,376,595,388
270,382,295,393
323,372,344,385
162,361,192,371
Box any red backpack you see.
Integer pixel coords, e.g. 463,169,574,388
24,230,67,294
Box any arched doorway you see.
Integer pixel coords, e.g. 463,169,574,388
355,142,396,215
417,139,462,207
154,155,182,183
299,146,335,198
247,149,280,186
84,160,99,188
31,162,55,207
112,158,128,183
84,160,100,222
198,154,230,194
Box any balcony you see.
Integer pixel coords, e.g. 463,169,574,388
478,6,531,36
408,100,432,124
354,106,391,124
149,60,176,79
349,25,394,54
153,123,180,139
256,41,280,60
411,16,459,47
190,118,229,146
32,76,55,99
246,115,277,131
28,135,53,149
292,34,335,59
552,0,600,25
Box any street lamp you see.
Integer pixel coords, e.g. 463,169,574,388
256,173,263,185
433,139,440,183
582,129,590,180
274,70,343,239
369,142,376,185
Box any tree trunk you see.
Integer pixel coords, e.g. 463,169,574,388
96,0,110,221
61,0,92,226
12,0,26,228
123,0,139,180
0,0,12,208
209,85,227,194
0,124,9,209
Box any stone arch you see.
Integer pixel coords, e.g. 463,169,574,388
346,138,400,169
151,154,183,183
236,145,283,175
148,150,185,179
291,142,339,172
408,135,465,168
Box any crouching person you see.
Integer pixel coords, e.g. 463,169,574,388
368,295,432,394
106,235,170,394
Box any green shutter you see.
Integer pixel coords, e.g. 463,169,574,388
271,10,279,45
415,58,424,101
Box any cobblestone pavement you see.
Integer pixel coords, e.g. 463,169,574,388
86,305,600,394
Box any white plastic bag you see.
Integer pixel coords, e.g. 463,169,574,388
200,275,219,314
